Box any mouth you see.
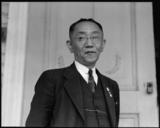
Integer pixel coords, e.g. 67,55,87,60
85,51,96,54
85,51,97,57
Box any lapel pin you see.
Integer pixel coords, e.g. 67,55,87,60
106,87,112,97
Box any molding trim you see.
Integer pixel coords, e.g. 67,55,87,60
43,3,58,69
105,54,122,74
130,2,138,91
119,113,139,127
58,55,65,68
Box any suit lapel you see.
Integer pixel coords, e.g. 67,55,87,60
63,63,85,120
97,70,116,127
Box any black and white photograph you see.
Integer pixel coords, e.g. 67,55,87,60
1,2,159,127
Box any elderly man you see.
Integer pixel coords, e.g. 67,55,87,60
26,18,120,127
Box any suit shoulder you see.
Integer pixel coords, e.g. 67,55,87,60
101,74,117,83
42,67,66,75
101,74,119,88
39,66,69,80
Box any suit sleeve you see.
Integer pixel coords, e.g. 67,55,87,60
25,71,55,127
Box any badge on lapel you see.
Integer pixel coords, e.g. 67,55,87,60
106,87,112,97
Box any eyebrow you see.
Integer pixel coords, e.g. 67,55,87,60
76,31,101,35
76,32,86,35
92,31,101,34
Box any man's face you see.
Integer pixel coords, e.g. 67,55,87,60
67,21,106,67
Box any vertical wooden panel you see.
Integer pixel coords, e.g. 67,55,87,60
2,2,28,126
94,2,135,90
136,3,158,126
21,2,47,125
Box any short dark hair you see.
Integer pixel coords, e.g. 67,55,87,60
69,18,103,38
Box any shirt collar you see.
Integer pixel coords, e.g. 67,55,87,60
74,60,96,75
74,61,98,84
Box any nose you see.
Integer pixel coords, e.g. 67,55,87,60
85,37,94,47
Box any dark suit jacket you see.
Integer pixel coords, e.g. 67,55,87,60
26,63,120,127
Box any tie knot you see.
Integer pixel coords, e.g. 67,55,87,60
88,69,95,93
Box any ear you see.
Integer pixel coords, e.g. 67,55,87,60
66,40,74,53
100,39,106,52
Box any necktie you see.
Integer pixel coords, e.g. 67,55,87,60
88,69,96,93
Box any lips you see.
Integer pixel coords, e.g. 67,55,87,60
85,51,96,54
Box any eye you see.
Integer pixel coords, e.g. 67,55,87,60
92,36,98,39
77,36,86,41
91,36,100,41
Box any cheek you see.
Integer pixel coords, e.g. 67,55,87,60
96,44,103,52
72,44,83,54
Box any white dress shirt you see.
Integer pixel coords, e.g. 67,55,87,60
74,61,98,85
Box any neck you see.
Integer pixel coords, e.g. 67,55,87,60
75,60,96,69
86,64,95,69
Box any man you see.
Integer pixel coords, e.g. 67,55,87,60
26,18,120,127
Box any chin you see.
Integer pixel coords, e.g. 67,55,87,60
86,56,98,62
85,59,97,66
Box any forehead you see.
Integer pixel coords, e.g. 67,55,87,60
73,21,102,34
